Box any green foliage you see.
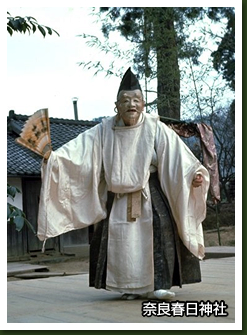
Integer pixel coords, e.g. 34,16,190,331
84,7,222,120
7,12,60,37
209,8,235,91
79,7,234,126
7,184,36,234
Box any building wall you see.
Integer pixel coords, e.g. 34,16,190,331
7,177,23,210
7,176,90,259
7,177,27,259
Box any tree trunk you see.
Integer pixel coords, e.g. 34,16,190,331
152,8,180,120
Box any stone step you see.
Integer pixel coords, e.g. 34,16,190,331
7,262,49,277
14,272,86,279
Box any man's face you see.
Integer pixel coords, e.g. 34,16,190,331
115,90,145,126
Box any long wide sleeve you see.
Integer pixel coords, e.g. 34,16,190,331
156,122,210,259
37,124,107,241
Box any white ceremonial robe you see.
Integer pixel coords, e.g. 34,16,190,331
37,113,210,293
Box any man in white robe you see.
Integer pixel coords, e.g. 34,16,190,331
37,68,210,300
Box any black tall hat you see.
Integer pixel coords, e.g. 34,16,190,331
117,67,142,96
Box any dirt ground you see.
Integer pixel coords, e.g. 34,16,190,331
45,257,90,274
203,225,235,247
38,225,235,275
46,258,89,274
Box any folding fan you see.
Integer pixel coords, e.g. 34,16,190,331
15,108,52,159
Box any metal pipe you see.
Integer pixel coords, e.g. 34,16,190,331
72,97,78,120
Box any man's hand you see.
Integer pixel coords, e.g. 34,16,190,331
192,174,203,188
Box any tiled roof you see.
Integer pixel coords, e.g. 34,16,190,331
7,112,98,177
